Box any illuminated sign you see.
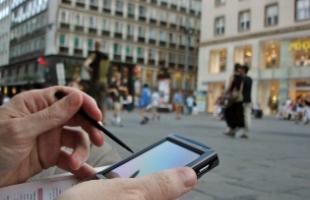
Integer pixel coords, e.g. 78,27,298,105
289,40,310,52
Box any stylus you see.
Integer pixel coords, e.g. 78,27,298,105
55,91,134,153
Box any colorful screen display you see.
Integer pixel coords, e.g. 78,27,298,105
104,141,201,178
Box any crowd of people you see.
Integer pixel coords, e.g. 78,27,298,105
277,95,310,124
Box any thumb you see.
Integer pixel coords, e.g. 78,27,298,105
23,92,83,137
135,168,197,200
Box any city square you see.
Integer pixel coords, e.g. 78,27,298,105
0,0,310,199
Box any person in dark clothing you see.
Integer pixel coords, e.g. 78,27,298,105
224,63,245,137
84,41,110,123
240,65,253,138
0,92,3,106
108,71,128,126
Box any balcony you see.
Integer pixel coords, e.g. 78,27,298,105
126,56,133,63
103,8,111,13
180,7,187,13
114,32,123,39
160,21,167,27
74,49,83,56
179,45,186,50
75,2,85,8
171,4,177,10
149,18,157,25
114,54,122,61
59,47,69,54
61,0,71,5
115,10,123,16
170,23,177,29
148,59,156,65
137,58,144,64
169,43,176,48
148,39,156,45
90,4,98,11
102,30,110,36
138,37,145,43
159,41,166,47
139,16,146,21
169,62,176,68
159,60,166,66
60,23,70,30
178,64,185,69
74,25,84,32
88,28,97,35
160,2,168,7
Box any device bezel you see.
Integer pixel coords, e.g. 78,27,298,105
95,134,219,179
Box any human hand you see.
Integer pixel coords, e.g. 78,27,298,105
0,86,104,187
57,167,197,200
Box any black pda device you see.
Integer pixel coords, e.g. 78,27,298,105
95,134,219,179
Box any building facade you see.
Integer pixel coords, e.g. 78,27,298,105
198,0,310,114
0,0,11,67
0,0,201,96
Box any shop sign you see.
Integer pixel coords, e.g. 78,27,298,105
289,40,310,52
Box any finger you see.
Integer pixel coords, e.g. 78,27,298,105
134,168,197,200
21,91,83,138
67,116,104,147
61,128,90,170
57,150,96,180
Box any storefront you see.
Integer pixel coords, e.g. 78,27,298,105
207,82,225,113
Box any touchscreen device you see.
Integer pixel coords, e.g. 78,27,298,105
95,134,219,179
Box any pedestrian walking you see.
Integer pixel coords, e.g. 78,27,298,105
151,90,161,120
186,93,195,115
240,64,253,138
109,71,127,127
139,84,151,125
83,41,110,124
173,90,184,120
223,63,245,137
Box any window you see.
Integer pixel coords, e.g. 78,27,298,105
234,46,252,67
74,37,80,49
239,10,251,32
116,0,123,13
209,49,227,74
115,21,123,33
103,0,111,9
262,42,280,69
126,45,133,56
215,0,226,7
113,43,122,55
139,6,146,17
138,26,145,37
265,4,279,27
137,47,144,58
102,19,110,31
214,16,225,36
88,39,93,50
128,3,135,16
127,24,134,36
295,0,310,21
59,35,66,46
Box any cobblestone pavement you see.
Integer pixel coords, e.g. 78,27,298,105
104,111,310,200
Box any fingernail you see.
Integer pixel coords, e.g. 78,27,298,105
178,168,197,188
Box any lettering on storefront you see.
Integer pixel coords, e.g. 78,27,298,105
289,40,310,52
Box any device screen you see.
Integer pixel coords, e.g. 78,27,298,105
103,140,201,178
